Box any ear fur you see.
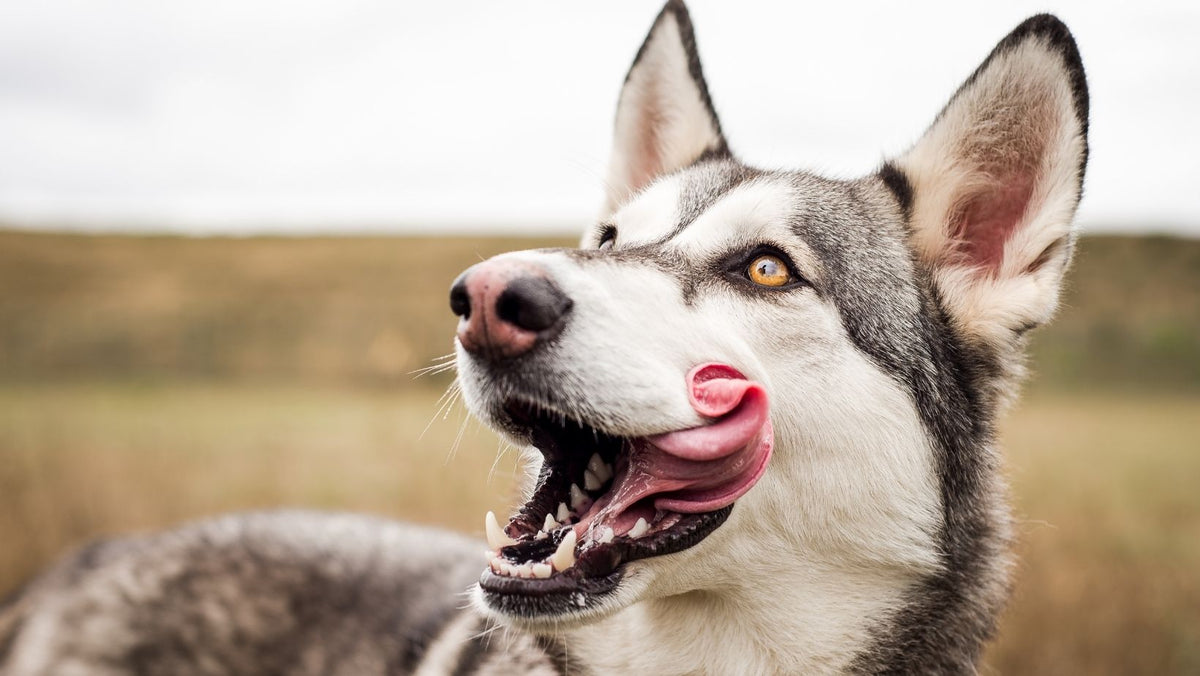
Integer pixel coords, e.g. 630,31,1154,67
889,15,1089,351
603,0,728,216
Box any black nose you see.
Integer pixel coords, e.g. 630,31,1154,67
496,277,573,332
449,273,471,318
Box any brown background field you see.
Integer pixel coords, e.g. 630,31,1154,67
1,231,1198,673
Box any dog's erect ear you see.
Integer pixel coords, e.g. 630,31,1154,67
888,15,1089,348
603,0,728,215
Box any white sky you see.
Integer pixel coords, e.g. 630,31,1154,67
0,1,1197,236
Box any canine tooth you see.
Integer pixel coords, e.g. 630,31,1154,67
583,469,602,492
596,526,614,544
485,511,517,551
535,530,548,540
569,483,591,511
551,530,577,571
587,453,613,483
629,517,649,539
543,513,558,532
532,563,553,579
556,502,571,523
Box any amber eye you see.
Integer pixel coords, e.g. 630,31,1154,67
747,254,792,287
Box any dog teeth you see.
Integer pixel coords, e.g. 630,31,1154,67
491,556,541,579
583,469,602,492
551,530,577,571
486,532,574,579
535,530,548,540
587,453,613,484
596,526,614,544
628,517,649,539
485,511,517,551
556,502,572,523
569,483,592,511
543,513,558,532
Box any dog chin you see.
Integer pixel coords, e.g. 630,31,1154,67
470,559,664,631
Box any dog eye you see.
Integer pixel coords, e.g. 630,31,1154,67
746,254,792,287
597,226,617,250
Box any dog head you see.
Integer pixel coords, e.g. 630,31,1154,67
455,0,1087,638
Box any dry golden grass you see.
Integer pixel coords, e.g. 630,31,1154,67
1,383,1197,673
0,382,520,591
1,230,1198,673
988,391,1200,674
0,231,573,384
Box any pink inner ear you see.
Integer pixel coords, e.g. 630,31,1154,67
953,172,1036,271
628,88,665,195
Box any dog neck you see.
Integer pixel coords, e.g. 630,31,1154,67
559,565,922,674
557,457,945,671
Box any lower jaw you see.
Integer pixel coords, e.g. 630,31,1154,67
478,567,623,620
478,506,733,619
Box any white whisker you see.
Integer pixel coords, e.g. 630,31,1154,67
420,379,461,441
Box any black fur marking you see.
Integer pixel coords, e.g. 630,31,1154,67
849,301,1003,673
854,289,1008,673
878,161,914,220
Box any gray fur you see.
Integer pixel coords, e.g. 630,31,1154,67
0,512,565,675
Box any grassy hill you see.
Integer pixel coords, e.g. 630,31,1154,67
1,231,1196,390
1031,234,1200,391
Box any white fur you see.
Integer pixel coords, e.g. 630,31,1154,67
602,174,684,247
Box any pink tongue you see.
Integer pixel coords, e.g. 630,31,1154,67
580,364,773,534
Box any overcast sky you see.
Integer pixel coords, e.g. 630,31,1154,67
0,1,1197,236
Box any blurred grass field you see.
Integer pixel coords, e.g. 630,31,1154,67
1,230,1198,674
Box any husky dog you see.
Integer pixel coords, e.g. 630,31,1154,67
0,2,1088,673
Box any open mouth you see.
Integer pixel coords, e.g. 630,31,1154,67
479,363,773,615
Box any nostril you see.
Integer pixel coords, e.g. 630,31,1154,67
496,277,572,332
449,275,471,319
